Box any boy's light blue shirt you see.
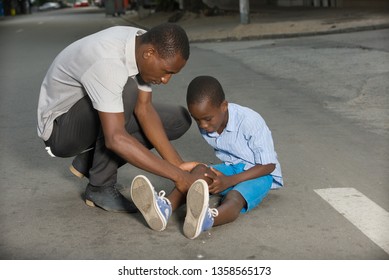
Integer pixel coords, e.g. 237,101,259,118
200,103,283,189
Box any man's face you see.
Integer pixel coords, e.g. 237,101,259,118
188,99,228,135
138,49,186,85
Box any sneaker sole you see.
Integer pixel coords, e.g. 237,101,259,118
131,175,167,231
183,179,209,239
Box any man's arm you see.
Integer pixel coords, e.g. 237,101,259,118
98,110,193,192
134,90,184,167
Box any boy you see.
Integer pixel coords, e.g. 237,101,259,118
131,75,283,239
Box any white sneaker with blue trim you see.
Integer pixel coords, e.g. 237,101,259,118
184,179,219,239
130,175,172,231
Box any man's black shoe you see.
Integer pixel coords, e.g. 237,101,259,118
84,184,137,213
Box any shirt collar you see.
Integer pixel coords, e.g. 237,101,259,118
125,29,146,76
224,103,237,132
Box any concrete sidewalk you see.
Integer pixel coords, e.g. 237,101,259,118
121,6,389,42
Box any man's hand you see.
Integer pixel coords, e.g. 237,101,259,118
179,161,202,172
173,172,200,194
175,163,216,193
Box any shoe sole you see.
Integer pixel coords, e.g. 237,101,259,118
131,175,167,231
84,198,134,213
84,200,131,213
69,165,85,179
85,199,95,207
183,179,209,239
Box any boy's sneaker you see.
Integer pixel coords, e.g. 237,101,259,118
130,175,172,231
183,179,219,239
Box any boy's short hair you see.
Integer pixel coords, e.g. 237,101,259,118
140,23,190,61
187,76,225,107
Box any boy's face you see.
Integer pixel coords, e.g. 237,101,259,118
188,99,228,135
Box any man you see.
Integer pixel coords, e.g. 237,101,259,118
37,23,199,213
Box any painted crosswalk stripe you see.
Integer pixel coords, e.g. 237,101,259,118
315,187,389,255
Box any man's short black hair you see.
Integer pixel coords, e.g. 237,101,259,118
140,23,190,60
187,76,225,107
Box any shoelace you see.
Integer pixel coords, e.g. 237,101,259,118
209,208,219,218
158,190,172,206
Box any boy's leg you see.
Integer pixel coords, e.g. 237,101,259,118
184,179,218,239
202,163,244,226
167,163,213,211
184,163,272,231
131,164,215,232
131,175,173,231
181,164,219,239
183,174,272,239
214,174,273,226
212,190,246,226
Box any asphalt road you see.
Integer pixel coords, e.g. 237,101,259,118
0,8,388,260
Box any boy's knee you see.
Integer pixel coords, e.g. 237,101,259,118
191,163,207,173
224,190,247,211
191,164,214,185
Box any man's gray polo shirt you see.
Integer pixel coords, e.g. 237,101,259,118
37,26,151,141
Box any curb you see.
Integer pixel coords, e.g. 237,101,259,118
120,16,389,43
188,24,389,43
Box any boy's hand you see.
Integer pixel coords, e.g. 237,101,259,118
206,167,231,194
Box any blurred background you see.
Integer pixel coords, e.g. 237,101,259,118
1,0,388,19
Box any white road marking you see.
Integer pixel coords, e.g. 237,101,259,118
315,187,389,255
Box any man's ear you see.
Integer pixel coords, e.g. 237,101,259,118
142,47,156,59
221,100,228,112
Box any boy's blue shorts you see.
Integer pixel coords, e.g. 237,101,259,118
211,163,273,213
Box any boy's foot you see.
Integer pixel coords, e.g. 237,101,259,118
130,175,172,231
183,179,219,239
84,184,137,213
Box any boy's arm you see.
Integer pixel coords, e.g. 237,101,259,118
206,164,275,194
